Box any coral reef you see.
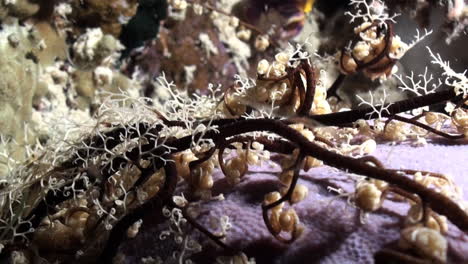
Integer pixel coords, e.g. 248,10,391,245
0,21,41,139
69,0,139,36
0,0,40,20
121,142,468,263
0,0,467,264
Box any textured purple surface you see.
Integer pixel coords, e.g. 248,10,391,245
121,140,468,263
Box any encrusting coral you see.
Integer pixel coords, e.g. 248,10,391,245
69,0,139,37
0,0,40,20
0,21,41,139
0,0,467,264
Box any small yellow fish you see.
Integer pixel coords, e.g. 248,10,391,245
302,0,316,13
283,0,316,38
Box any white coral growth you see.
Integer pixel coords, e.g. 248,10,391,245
345,0,399,24
73,28,104,61
427,47,468,97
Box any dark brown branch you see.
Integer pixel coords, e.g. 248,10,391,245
262,151,304,243
198,88,460,128
389,114,464,140
326,73,345,100
98,155,178,262
355,22,394,71
310,89,460,125
197,119,468,231
297,62,316,116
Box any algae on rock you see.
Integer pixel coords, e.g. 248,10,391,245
0,21,42,139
